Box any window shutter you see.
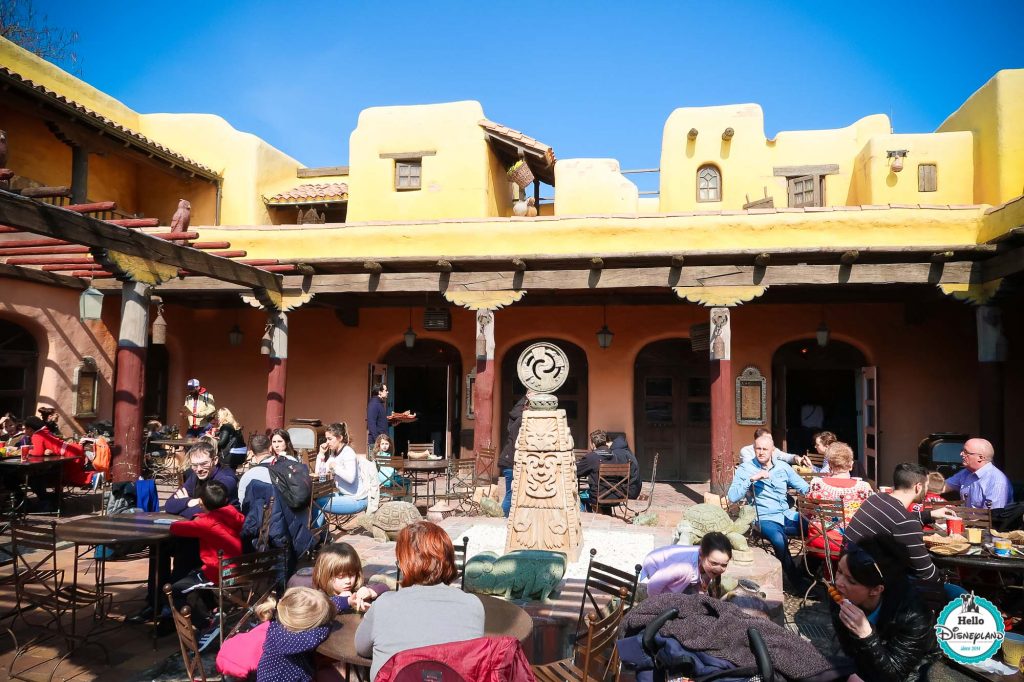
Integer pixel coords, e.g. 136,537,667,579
918,164,937,192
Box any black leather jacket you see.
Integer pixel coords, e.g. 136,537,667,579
831,583,940,682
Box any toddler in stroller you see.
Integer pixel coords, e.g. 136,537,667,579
618,593,853,682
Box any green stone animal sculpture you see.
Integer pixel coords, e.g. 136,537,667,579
358,501,422,541
672,504,757,557
463,550,566,602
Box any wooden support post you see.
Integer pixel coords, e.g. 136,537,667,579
472,308,496,478
708,307,733,494
71,146,89,205
265,311,288,431
976,305,1007,466
112,280,151,482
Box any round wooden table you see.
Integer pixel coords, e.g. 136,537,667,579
318,593,534,669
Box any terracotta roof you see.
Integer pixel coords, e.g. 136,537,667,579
0,67,218,179
265,183,348,205
479,119,556,184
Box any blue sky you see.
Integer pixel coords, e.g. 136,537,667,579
36,1,1024,190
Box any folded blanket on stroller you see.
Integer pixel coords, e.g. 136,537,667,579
624,593,834,680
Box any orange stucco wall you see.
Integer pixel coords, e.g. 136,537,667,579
0,280,118,431
143,298,992,486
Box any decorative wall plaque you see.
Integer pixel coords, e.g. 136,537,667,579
735,365,766,425
74,357,99,418
517,342,569,410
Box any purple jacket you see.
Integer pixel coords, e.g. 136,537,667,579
164,464,238,519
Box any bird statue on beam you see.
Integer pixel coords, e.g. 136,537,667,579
169,199,191,232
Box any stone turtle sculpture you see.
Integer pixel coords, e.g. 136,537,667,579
672,503,757,563
358,501,423,541
463,549,566,602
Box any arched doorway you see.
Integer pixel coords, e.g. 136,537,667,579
633,339,710,481
500,339,588,452
380,340,462,458
0,319,38,418
771,339,868,465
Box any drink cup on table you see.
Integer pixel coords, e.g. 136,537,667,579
966,527,983,544
946,518,964,536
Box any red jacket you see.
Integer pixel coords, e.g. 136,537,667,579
29,427,91,486
374,636,535,682
169,505,245,583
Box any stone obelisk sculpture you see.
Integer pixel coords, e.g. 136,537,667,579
505,342,583,561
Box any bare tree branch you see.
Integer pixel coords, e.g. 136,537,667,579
0,0,81,74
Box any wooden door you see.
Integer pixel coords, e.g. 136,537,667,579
634,340,710,482
861,366,878,486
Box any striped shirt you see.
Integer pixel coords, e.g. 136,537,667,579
844,492,939,583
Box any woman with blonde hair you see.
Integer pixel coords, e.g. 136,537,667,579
215,407,246,469
355,521,484,680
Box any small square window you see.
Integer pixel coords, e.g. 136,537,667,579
918,164,937,192
788,174,823,208
395,160,421,191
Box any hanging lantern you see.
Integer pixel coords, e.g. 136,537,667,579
596,305,614,349
816,321,830,348
151,303,167,344
403,308,416,349
228,325,243,347
79,286,104,321
260,322,273,355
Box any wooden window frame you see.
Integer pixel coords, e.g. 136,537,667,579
696,164,722,203
918,163,937,192
787,174,825,208
394,159,422,191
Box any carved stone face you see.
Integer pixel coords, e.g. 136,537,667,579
524,452,558,498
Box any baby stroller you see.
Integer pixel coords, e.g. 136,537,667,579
620,604,853,682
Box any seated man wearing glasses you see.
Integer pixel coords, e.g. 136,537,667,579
942,438,1012,510
166,441,239,519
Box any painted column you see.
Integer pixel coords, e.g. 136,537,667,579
472,308,496,478
265,311,288,431
977,305,1007,466
112,280,151,482
709,307,733,494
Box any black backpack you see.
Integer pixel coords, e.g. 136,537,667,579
263,458,312,509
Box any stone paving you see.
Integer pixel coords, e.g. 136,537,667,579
0,480,805,680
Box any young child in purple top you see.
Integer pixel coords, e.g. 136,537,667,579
255,587,335,682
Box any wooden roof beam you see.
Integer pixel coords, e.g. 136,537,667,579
0,189,281,292
0,262,87,289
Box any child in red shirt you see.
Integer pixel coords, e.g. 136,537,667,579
168,479,245,643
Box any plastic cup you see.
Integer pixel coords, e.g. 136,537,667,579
20,445,30,460
946,518,964,536
967,527,983,544
994,538,1012,558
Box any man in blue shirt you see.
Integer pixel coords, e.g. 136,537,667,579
366,383,389,449
943,438,1012,509
728,432,809,587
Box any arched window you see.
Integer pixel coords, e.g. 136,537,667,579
697,165,721,202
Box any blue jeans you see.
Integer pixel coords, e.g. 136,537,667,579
501,467,514,517
315,494,368,527
757,515,807,579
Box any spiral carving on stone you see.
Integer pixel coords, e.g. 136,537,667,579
516,342,569,393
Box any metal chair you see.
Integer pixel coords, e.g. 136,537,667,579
209,547,286,645
375,456,410,503
537,586,627,682
309,479,340,543
161,583,208,682
453,536,469,590
796,496,847,605
474,446,496,484
592,463,631,518
10,520,111,647
406,442,435,457
625,453,659,519
445,459,480,515
575,548,641,640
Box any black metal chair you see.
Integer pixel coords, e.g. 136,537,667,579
574,548,641,640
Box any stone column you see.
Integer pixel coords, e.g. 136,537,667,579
472,308,496,477
266,311,288,431
112,280,151,482
709,307,733,494
977,305,1007,466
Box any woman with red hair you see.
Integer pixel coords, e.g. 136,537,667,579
355,521,483,679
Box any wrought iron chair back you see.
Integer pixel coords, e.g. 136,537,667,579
575,548,641,639
214,547,286,644
161,583,207,682
626,453,659,518
474,446,496,484
309,479,338,543
796,496,848,604
594,463,631,516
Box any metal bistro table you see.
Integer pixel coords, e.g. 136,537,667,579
56,511,178,648
318,593,534,680
0,453,78,515
396,458,451,507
